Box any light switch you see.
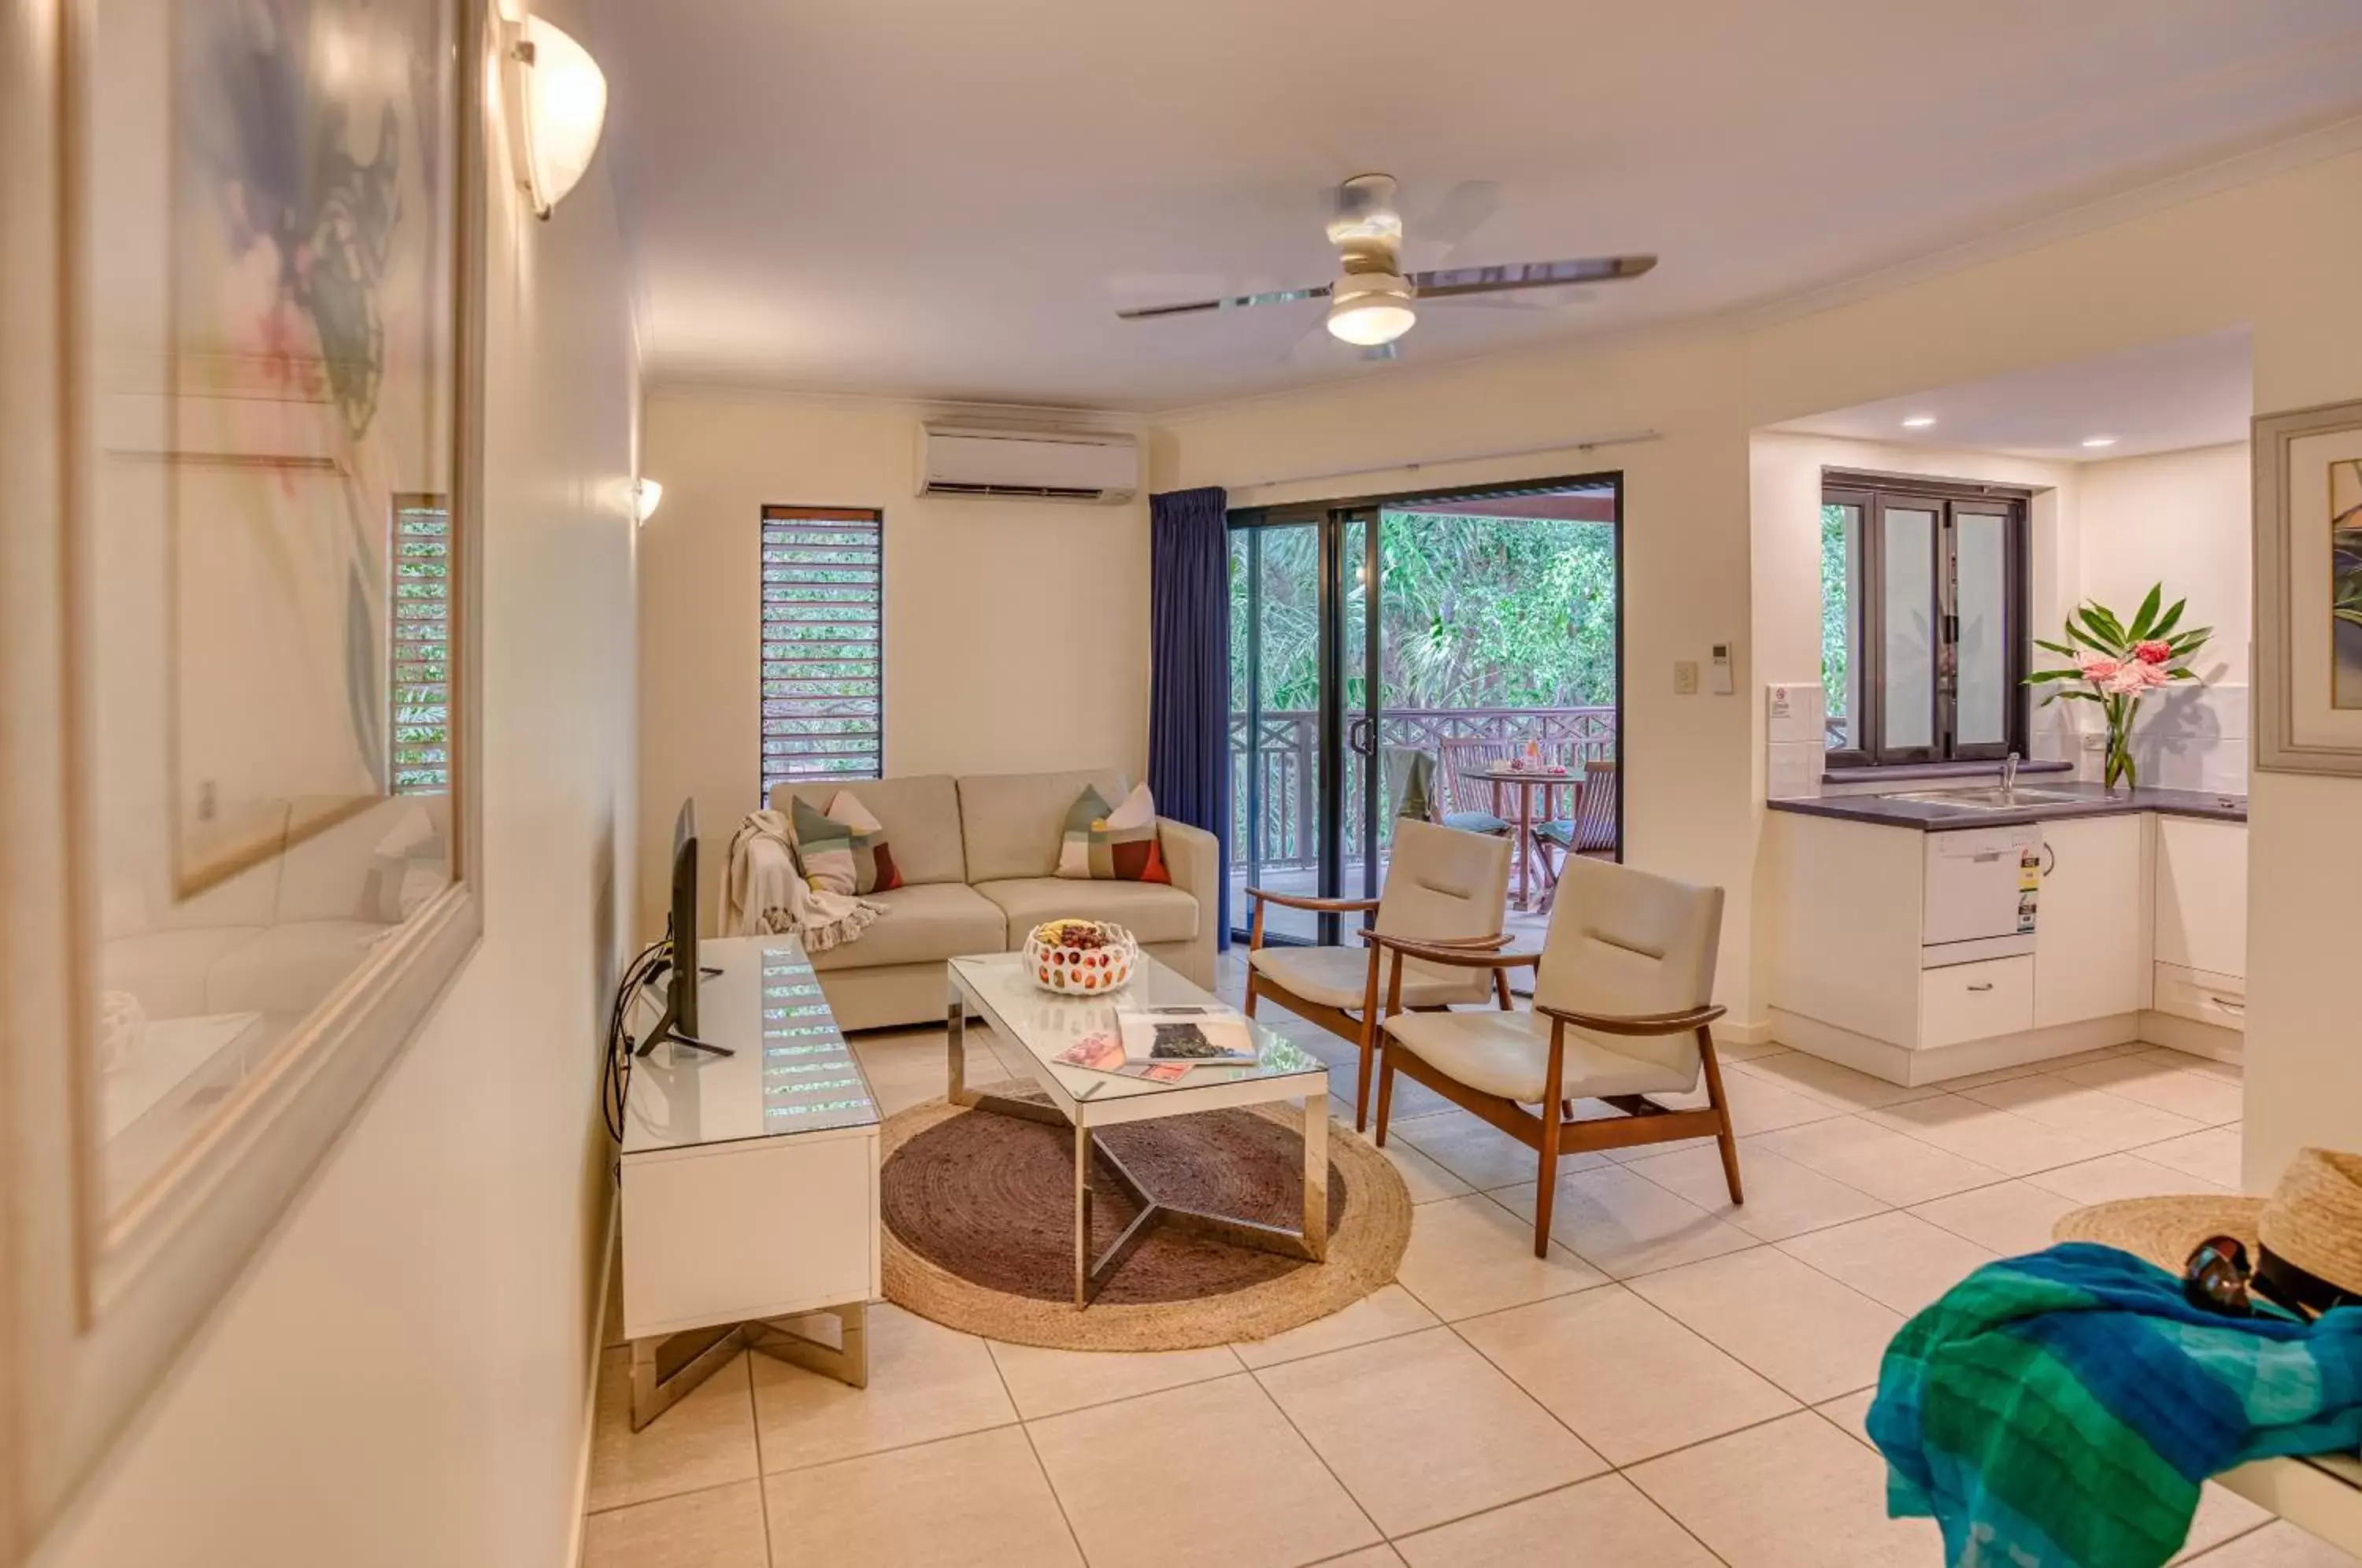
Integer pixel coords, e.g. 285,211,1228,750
1673,660,1699,695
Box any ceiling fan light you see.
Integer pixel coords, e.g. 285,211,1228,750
1327,272,1416,346
1327,298,1416,346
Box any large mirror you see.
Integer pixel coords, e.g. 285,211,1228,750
0,0,487,1537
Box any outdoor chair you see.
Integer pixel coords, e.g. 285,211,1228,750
1534,758,1620,908
1435,737,1519,837
1369,856,1740,1257
1243,819,1513,1131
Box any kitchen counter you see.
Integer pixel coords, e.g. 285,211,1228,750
1768,782,2245,832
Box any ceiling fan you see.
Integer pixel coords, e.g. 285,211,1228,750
1116,173,1656,356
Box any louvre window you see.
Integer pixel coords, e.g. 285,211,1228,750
390,497,453,794
761,506,883,801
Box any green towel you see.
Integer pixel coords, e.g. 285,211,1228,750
1871,1243,2362,1568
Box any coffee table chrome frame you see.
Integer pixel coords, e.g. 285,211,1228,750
946,984,1329,1310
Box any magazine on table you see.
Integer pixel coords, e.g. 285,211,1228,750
1050,1031,1193,1083
1116,1004,1261,1067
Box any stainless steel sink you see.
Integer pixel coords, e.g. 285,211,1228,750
1879,786,2090,811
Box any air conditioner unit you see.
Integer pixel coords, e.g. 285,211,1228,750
916,423,1140,504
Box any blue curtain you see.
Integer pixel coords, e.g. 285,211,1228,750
1148,486,1233,949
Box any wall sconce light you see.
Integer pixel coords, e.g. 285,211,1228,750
500,5,609,220
633,479,665,523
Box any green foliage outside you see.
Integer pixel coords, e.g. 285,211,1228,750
1230,511,1619,713
1820,502,1851,734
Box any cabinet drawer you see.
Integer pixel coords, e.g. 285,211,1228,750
1922,956,2035,1048
2153,963,2247,1033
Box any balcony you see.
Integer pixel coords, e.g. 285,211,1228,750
1227,704,1617,949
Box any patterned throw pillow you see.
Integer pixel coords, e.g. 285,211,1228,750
791,793,903,897
1054,782,1170,882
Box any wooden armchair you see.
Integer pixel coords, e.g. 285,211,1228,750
1369,856,1740,1257
1244,819,1514,1131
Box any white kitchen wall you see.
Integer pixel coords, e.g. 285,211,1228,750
2073,442,2253,793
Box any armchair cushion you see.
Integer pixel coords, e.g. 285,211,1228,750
1251,944,1480,1011
1383,1008,1697,1104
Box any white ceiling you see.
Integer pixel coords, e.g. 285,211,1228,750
1773,329,2254,462
587,0,2362,412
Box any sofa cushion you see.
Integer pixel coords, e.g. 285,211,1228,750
771,775,964,886
1056,782,1170,883
805,882,1005,972
973,877,1198,948
204,920,388,1019
102,926,268,1019
958,770,1127,883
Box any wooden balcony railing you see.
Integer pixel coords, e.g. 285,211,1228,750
1229,705,1617,873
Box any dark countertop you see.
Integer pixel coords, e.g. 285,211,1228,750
1768,782,2247,832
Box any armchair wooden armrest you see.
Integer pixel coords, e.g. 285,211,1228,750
1244,888,1383,914
1531,1001,1728,1037
1245,886,1380,949
1353,928,1510,951
1359,930,1538,969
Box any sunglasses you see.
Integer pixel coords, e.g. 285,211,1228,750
2182,1235,2359,1321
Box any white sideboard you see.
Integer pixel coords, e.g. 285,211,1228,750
619,937,880,1429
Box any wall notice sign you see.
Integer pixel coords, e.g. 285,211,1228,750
1769,686,1792,722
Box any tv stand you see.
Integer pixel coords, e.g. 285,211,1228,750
617,937,880,1431
634,959,737,1058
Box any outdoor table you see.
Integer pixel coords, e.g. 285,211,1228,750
1466,764,1580,912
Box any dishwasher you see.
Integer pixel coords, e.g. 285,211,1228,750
1921,825,2042,967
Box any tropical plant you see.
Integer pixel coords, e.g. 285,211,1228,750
2026,584,2209,793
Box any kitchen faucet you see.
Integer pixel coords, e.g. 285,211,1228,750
2001,751,2020,798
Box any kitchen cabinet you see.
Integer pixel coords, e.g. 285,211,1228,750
2155,816,2247,979
2032,815,2147,1029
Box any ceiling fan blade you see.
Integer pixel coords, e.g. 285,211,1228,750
1414,179,1503,258
1409,256,1657,298
1116,283,1331,321
1426,287,1594,312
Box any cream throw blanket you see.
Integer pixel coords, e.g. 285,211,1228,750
721,810,886,952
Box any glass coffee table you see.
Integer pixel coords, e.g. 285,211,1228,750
946,951,1331,1308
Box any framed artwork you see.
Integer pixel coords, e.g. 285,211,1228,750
0,0,488,1542
2256,399,2362,775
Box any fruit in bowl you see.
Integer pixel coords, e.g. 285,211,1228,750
1023,919,1139,995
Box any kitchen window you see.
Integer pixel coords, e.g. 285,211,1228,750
1822,474,2028,767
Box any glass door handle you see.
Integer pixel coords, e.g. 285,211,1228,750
1347,716,1375,756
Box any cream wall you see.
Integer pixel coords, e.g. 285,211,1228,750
33,1,640,1560
637,393,1150,936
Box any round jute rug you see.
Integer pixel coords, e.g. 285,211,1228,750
879,1095,1412,1352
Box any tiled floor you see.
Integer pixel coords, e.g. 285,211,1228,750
586,956,2352,1568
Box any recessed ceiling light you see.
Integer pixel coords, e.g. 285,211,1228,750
1901,416,1936,429
2082,436,2119,449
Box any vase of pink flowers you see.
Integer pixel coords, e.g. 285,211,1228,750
2028,586,2211,793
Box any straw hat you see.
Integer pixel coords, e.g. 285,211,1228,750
2054,1148,2362,1310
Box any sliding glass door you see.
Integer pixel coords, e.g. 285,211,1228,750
1229,479,1623,947
1229,509,1379,947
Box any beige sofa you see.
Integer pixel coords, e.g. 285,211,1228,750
765,769,1218,1031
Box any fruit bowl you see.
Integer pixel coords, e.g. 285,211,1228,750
1023,919,1138,995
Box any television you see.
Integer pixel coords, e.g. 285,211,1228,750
639,798,729,1056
